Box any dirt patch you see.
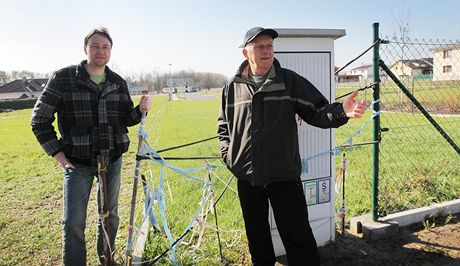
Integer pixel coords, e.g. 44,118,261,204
318,213,460,265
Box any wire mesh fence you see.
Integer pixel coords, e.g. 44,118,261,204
377,36,460,216
334,32,460,220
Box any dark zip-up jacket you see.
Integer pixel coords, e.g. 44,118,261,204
31,60,142,161
217,59,349,186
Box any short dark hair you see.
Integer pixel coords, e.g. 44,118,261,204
84,27,113,47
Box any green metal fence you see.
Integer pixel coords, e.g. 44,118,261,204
334,23,460,222
375,24,460,218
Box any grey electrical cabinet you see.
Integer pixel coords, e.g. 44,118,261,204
270,28,346,256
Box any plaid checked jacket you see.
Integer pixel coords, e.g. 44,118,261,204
31,60,142,160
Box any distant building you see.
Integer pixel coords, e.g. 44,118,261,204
0,78,48,100
432,44,460,81
161,85,197,94
389,58,433,78
128,86,148,95
170,77,194,87
347,64,373,81
336,74,361,83
162,77,197,93
336,64,386,83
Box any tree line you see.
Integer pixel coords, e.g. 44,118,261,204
0,69,228,93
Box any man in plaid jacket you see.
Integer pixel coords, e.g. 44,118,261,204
30,27,151,265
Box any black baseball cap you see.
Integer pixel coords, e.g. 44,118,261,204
239,27,278,48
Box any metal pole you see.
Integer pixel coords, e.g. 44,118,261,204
341,153,346,234
206,165,224,262
125,92,148,265
98,155,113,265
411,76,415,113
168,64,172,101
372,22,381,221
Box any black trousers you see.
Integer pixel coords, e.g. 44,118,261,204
237,178,320,266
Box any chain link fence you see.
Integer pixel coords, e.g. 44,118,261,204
335,30,460,220
377,36,460,216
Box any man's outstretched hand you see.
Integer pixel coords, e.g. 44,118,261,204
342,91,367,119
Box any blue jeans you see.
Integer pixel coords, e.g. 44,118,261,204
62,157,122,266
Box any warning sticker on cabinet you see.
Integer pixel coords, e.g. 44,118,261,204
303,178,331,206
304,182,317,205
318,178,331,203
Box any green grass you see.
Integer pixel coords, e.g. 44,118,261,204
0,93,459,265
138,97,248,265
337,83,460,107
0,110,64,265
334,101,460,217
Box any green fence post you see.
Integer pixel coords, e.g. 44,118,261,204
372,22,381,221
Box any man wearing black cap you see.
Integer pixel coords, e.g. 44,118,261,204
217,27,367,265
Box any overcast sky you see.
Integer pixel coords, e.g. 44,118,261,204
1,0,459,77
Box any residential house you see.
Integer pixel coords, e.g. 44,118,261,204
337,64,386,83
0,78,47,100
336,64,371,83
347,64,373,81
432,44,460,81
389,58,433,78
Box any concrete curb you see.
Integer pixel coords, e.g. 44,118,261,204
381,199,460,226
350,199,460,241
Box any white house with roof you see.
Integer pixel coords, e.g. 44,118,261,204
389,58,433,78
432,44,460,81
347,64,373,81
337,63,386,84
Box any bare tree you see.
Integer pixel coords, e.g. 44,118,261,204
392,0,411,60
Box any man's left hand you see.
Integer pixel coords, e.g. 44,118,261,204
342,91,367,119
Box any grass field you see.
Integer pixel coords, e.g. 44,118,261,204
0,93,459,265
337,83,460,107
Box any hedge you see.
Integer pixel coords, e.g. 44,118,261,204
0,98,37,110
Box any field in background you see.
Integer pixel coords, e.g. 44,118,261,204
336,83,460,109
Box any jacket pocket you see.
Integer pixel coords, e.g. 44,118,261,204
226,141,252,178
65,127,93,157
113,126,130,153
